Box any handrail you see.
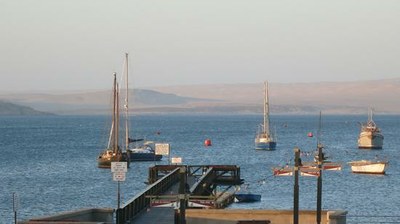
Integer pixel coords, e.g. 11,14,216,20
190,167,215,195
116,167,180,224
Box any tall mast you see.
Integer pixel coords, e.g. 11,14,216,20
112,72,118,151
317,111,322,146
115,82,120,153
368,107,374,123
124,53,129,152
264,81,270,136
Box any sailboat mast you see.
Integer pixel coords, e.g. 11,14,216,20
264,81,270,136
115,82,120,153
368,108,374,123
124,53,129,152
112,73,118,151
317,111,322,146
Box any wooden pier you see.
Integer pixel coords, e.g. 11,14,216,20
22,164,348,224
116,164,243,224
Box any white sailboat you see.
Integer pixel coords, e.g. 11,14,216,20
255,81,276,150
358,108,384,149
123,53,162,161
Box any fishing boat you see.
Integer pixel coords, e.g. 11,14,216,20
97,73,130,168
358,109,384,149
120,53,163,162
348,160,388,174
255,81,276,150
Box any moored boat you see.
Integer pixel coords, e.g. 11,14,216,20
358,109,384,149
121,53,163,162
348,160,388,174
234,193,261,203
128,140,162,161
97,73,130,168
255,81,276,150
272,166,293,176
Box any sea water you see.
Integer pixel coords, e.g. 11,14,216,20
1,114,399,223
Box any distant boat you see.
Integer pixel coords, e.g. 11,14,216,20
97,72,130,168
121,53,162,162
358,108,384,149
128,140,162,161
348,160,388,174
273,161,342,177
234,184,261,203
255,81,276,150
234,193,261,203
272,166,293,176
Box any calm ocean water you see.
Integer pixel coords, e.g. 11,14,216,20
1,114,399,223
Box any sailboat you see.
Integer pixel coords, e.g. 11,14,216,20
121,53,162,162
97,73,130,168
358,108,384,149
255,81,276,150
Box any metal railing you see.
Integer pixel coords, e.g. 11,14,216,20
116,167,180,224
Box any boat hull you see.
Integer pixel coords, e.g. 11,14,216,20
129,152,162,161
358,132,384,149
234,194,261,203
255,140,276,150
97,151,130,168
348,161,387,174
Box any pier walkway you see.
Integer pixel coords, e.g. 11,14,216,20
116,164,243,224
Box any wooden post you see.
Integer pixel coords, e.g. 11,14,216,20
317,144,323,224
293,147,301,224
178,167,187,224
316,111,323,224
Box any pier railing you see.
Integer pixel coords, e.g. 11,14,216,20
116,167,180,224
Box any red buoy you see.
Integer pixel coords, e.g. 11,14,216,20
308,132,313,137
204,139,212,147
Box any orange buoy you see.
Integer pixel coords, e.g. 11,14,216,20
204,139,212,147
308,132,313,137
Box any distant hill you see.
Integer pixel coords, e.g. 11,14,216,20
0,78,399,114
152,78,400,114
0,101,52,115
0,89,215,115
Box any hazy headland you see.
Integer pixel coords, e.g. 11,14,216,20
0,78,399,115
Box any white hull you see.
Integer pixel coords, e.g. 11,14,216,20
348,160,387,174
358,108,384,149
255,136,276,150
254,81,276,150
358,131,384,149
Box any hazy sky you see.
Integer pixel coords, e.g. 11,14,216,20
1,0,400,92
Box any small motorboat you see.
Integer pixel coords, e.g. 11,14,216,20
234,193,261,203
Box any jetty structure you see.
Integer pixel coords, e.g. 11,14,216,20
22,164,347,224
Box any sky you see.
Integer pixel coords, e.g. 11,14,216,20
1,0,400,92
